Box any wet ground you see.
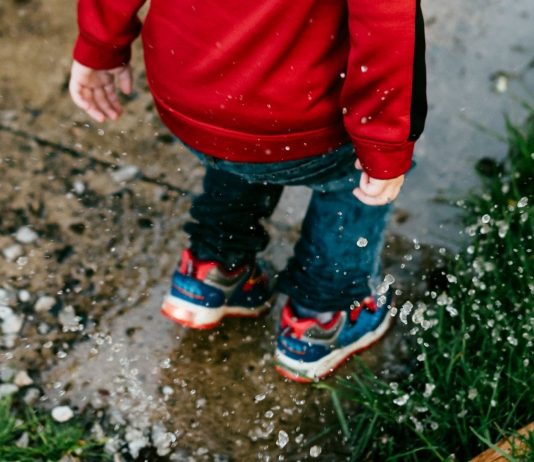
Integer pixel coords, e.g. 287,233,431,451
0,0,532,460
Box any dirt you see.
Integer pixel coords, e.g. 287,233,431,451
0,1,448,460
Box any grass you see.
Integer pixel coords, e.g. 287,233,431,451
0,397,110,462
325,112,534,461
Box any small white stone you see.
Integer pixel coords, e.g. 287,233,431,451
1,314,23,334
3,334,17,349
73,180,86,195
310,445,322,458
0,383,19,399
0,366,15,382
15,227,38,244
3,244,23,262
51,405,74,423
15,432,29,448
110,165,139,183
34,296,56,313
18,290,31,303
0,289,16,306
23,387,41,405
0,305,14,320
14,370,33,387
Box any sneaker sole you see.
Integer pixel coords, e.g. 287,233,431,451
161,294,271,329
274,310,394,382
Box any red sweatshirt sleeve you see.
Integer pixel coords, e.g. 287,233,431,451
73,0,146,70
341,0,427,179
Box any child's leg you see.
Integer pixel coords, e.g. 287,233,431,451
275,184,394,382
162,165,282,328
281,187,391,312
184,165,283,269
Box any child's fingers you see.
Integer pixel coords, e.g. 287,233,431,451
353,186,395,206
85,105,106,123
70,83,104,122
70,86,90,111
116,66,133,95
359,175,386,197
103,83,122,114
93,87,119,120
355,158,363,170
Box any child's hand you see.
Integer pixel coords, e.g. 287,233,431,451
353,159,405,206
69,60,133,123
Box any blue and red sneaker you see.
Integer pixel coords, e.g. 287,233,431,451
161,249,274,329
275,295,394,382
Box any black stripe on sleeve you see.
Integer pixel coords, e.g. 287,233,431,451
408,0,428,141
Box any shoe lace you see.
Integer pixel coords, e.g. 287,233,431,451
281,305,342,339
349,296,378,323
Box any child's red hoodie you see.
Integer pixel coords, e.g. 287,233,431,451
74,0,427,179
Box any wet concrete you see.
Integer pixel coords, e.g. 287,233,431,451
0,0,531,460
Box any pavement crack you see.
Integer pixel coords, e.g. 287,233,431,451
0,123,190,195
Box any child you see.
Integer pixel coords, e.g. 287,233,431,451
70,0,427,382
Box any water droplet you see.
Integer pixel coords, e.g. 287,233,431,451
446,274,457,284
310,445,322,458
517,197,528,208
468,388,478,400
276,430,289,448
360,117,368,124
423,383,435,398
393,393,410,406
383,275,394,286
446,306,458,317
360,65,368,73
254,393,266,402
356,237,368,248
481,214,491,224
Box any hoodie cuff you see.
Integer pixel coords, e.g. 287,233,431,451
352,138,415,180
73,33,131,70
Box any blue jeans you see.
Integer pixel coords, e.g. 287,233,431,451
183,144,391,313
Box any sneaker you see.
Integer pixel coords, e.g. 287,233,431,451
161,249,274,329
275,294,394,382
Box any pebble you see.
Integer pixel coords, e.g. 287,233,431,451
1,314,23,334
111,165,140,183
34,296,56,313
15,226,39,244
15,432,29,449
0,383,19,399
37,322,50,334
0,289,16,306
73,180,86,195
18,290,31,303
2,244,24,262
14,370,33,387
0,366,15,382
51,405,74,423
0,305,14,320
23,387,41,405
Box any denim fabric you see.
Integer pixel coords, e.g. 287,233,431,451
183,143,392,313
